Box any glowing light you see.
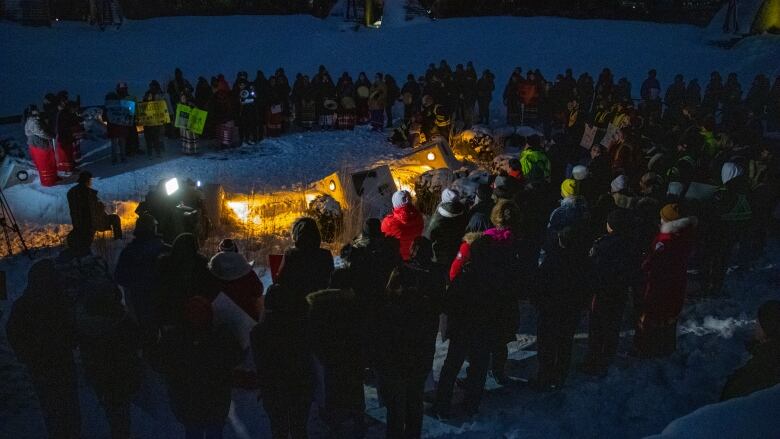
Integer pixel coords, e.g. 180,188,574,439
196,180,202,188
227,201,249,221
165,178,179,196
328,180,337,191
427,152,436,161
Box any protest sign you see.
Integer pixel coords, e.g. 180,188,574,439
104,99,135,126
580,124,597,149
600,122,620,147
174,104,208,135
136,100,170,126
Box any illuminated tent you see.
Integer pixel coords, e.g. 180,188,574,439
393,140,461,171
310,165,397,218
389,141,461,192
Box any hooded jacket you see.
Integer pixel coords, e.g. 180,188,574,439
277,217,334,316
381,204,424,261
209,251,264,320
425,201,467,266
641,216,697,321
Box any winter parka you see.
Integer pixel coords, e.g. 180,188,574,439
381,204,425,261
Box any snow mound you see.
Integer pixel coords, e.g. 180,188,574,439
646,384,780,438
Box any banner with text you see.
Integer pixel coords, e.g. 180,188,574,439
105,99,136,126
136,100,171,126
174,104,208,135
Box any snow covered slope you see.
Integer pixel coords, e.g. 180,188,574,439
1,14,779,115
646,384,780,438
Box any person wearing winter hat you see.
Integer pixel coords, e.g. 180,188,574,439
571,165,588,181
610,174,628,193
610,174,636,209
209,251,264,321
582,208,640,376
560,178,579,199
425,188,467,266
633,203,697,358
548,179,589,251
704,160,753,295
382,190,424,261
469,183,495,224
721,161,744,185
277,217,334,318
507,158,524,183
218,238,238,253
116,214,167,339
721,300,780,400
492,174,521,201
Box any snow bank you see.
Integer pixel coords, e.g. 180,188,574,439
2,15,779,116
646,384,780,438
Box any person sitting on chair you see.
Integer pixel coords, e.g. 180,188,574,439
67,171,122,254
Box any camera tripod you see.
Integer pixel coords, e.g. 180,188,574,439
0,185,30,258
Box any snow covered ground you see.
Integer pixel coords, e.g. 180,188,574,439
0,11,779,439
1,13,779,116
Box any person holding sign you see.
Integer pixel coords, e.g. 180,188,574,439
142,81,169,158
176,92,200,155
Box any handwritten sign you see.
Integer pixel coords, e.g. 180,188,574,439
600,122,619,147
136,100,170,126
105,99,135,126
174,104,208,135
580,123,597,149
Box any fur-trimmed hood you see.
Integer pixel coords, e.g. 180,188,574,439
462,231,483,245
660,216,698,234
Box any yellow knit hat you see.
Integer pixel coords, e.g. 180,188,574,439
560,179,578,198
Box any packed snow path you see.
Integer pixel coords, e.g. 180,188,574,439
1,240,779,438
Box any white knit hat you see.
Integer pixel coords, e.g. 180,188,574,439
441,188,460,204
572,165,589,181
392,190,411,208
611,175,628,193
208,251,252,282
721,162,744,185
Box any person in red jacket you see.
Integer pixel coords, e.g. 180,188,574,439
449,213,491,282
633,203,697,358
381,190,424,261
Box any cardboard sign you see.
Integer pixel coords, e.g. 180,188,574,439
175,104,208,135
136,100,170,126
105,99,136,126
580,123,597,149
600,122,619,147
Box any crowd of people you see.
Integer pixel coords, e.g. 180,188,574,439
11,59,780,439
24,62,780,188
